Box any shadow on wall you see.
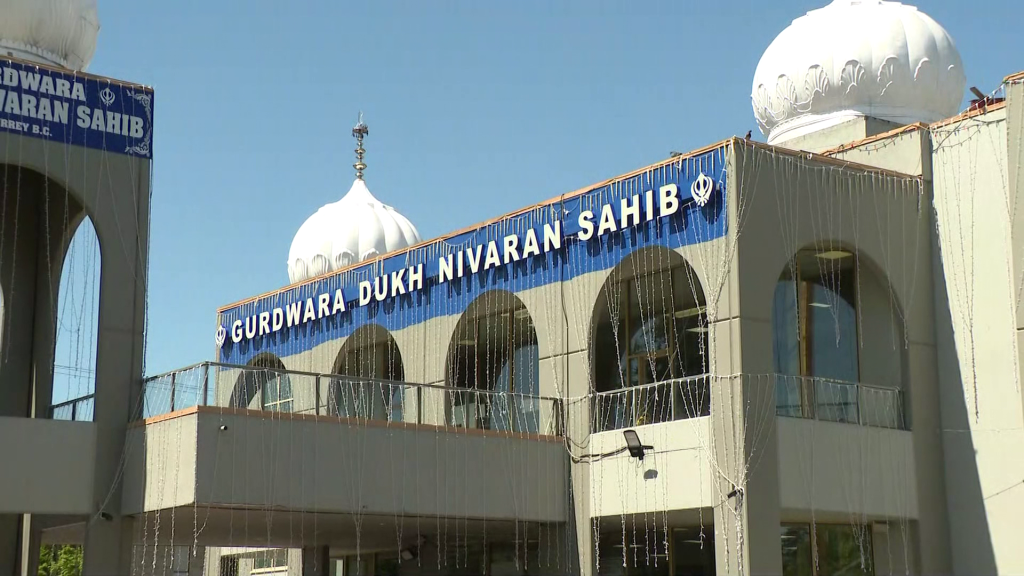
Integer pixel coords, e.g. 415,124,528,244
932,229,996,574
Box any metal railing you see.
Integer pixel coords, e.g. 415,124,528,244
774,374,905,430
589,373,904,432
139,364,904,434
49,394,95,421
591,375,711,433
139,361,564,436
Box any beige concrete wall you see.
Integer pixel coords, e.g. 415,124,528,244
126,410,568,523
777,418,918,519
0,418,96,515
586,419,717,517
829,127,932,179
775,116,901,155
122,417,198,514
931,106,1024,575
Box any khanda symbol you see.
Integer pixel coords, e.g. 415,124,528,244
215,325,227,348
690,172,714,207
99,86,115,107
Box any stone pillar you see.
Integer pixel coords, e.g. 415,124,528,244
301,546,330,576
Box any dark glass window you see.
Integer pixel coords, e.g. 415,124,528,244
781,523,874,576
772,250,860,422
592,257,710,431
447,294,541,433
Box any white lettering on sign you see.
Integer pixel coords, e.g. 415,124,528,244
219,173,718,347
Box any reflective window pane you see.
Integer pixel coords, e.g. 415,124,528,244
781,524,813,576
816,525,874,576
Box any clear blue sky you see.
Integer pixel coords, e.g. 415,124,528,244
82,0,1022,376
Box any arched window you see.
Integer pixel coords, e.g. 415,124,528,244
51,217,100,421
772,248,905,428
228,354,291,413
591,248,709,430
330,325,405,422
445,291,540,433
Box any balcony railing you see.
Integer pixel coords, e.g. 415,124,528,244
774,374,905,430
139,361,563,437
591,376,711,433
49,394,95,421
589,374,904,432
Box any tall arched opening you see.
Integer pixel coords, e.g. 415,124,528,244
228,353,292,413
590,247,709,431
445,290,540,433
51,217,101,421
771,247,906,428
329,324,406,422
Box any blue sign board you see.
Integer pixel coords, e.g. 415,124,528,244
0,58,153,158
217,144,729,364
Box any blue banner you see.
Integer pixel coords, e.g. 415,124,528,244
0,58,153,158
217,145,729,364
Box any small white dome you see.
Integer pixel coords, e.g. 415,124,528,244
752,0,966,145
287,179,422,284
0,0,99,71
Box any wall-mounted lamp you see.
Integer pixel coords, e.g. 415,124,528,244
623,429,653,461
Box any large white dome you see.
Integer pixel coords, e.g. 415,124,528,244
0,0,99,71
752,0,966,145
287,178,422,284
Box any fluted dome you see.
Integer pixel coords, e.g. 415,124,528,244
0,0,99,71
287,178,422,284
752,0,966,145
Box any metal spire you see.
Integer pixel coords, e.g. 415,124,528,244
352,112,369,180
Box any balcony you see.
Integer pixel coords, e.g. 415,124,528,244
124,362,569,522
774,374,905,430
589,374,903,433
138,361,563,437
591,376,711,432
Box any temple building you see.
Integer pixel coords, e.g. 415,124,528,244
1,0,1023,575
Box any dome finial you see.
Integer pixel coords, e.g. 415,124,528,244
352,112,368,180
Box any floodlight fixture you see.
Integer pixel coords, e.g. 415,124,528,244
623,429,653,460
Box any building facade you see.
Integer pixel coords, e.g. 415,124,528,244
3,1,1024,575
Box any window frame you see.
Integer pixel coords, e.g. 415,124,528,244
776,250,863,420
261,371,293,414
780,522,875,576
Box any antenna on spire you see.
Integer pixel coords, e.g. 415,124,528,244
352,112,369,180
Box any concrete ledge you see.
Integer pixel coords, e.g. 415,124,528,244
0,417,96,515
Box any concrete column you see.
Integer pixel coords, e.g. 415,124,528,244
0,514,21,576
188,546,206,576
29,198,78,419
0,172,40,419
81,165,149,574
301,546,330,576
709,313,783,576
19,514,41,576
81,516,135,576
